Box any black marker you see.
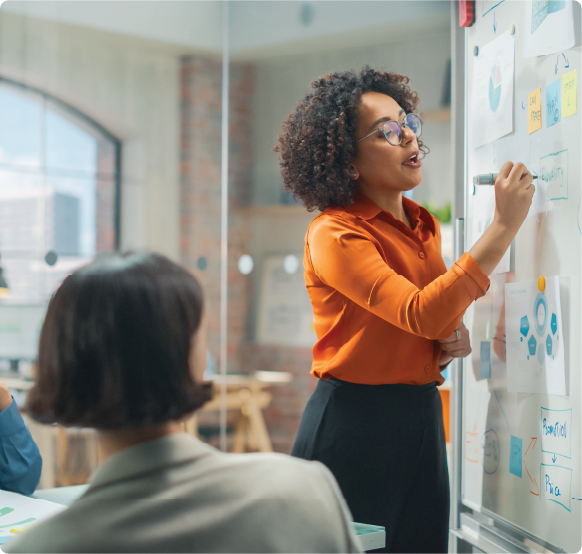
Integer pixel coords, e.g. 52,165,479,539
473,173,538,185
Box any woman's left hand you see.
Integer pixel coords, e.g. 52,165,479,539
438,321,471,367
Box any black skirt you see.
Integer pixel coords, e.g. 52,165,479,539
292,377,449,554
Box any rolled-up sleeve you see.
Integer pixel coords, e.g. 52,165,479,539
0,399,42,495
308,216,490,341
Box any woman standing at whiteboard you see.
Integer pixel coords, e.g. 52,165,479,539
276,67,534,553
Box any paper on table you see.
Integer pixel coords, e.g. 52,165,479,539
561,69,577,118
0,491,65,544
505,276,567,395
523,0,575,58
472,32,514,149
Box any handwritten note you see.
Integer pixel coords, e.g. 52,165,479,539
561,69,577,118
546,79,561,127
541,407,572,458
509,435,522,478
528,87,542,134
541,464,572,512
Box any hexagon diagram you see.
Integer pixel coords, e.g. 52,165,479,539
528,335,537,356
551,313,557,335
546,334,552,356
538,344,545,365
520,316,530,337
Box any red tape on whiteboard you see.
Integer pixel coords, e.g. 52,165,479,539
459,0,475,27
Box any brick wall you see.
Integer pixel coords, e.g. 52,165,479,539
180,55,312,454
96,139,117,253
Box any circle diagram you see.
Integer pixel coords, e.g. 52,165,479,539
489,62,502,113
533,292,548,335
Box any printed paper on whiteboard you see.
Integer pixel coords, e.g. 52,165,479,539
505,276,567,395
472,32,515,149
523,0,575,58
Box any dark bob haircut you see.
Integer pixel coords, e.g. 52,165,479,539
27,252,212,429
275,66,428,213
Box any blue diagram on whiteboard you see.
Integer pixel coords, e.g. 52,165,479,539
520,291,556,368
506,277,567,395
519,286,559,371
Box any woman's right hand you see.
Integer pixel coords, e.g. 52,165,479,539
493,161,535,232
468,161,535,276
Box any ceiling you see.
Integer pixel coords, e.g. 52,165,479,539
1,1,451,57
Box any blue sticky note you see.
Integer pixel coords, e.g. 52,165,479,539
546,80,561,127
480,341,491,379
510,435,522,478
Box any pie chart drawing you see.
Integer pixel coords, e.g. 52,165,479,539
489,62,502,113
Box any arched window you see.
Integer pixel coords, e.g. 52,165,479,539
0,78,120,302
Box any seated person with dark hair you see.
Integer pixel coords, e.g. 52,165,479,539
0,379,42,495
4,253,361,554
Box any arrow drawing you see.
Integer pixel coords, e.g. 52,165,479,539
556,53,570,74
524,460,540,496
552,454,557,463
525,437,537,455
493,12,497,33
522,101,526,110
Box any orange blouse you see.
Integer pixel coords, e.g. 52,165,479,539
304,193,490,385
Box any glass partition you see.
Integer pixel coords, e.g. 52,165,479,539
227,1,453,454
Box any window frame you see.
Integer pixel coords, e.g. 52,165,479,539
0,76,122,250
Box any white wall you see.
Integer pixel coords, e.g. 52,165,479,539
0,11,188,259
229,1,450,56
1,1,223,53
249,25,452,208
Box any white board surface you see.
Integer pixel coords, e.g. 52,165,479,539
462,2,581,552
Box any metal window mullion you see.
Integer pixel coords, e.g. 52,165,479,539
219,0,230,453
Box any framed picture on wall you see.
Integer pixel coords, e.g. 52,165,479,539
256,254,317,347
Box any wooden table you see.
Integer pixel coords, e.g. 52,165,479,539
183,371,292,453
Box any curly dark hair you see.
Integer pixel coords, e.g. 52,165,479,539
275,66,429,212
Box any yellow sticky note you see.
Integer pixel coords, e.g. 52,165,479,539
528,88,542,134
562,69,577,118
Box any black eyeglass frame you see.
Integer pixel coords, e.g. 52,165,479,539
356,113,422,146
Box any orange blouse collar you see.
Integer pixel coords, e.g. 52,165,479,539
339,193,436,235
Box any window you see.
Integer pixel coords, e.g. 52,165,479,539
0,79,120,302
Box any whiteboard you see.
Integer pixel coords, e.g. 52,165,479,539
462,1,581,552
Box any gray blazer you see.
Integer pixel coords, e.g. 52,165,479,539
5,433,362,553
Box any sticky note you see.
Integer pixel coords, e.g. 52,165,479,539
528,88,542,134
480,341,491,379
546,80,561,127
510,435,522,478
562,69,577,118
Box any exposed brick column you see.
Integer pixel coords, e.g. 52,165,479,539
96,139,116,253
180,56,254,373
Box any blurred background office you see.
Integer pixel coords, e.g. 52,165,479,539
0,0,455,488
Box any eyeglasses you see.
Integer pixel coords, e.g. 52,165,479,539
356,113,422,146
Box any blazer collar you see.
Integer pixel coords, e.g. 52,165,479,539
86,433,216,494
341,193,436,235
